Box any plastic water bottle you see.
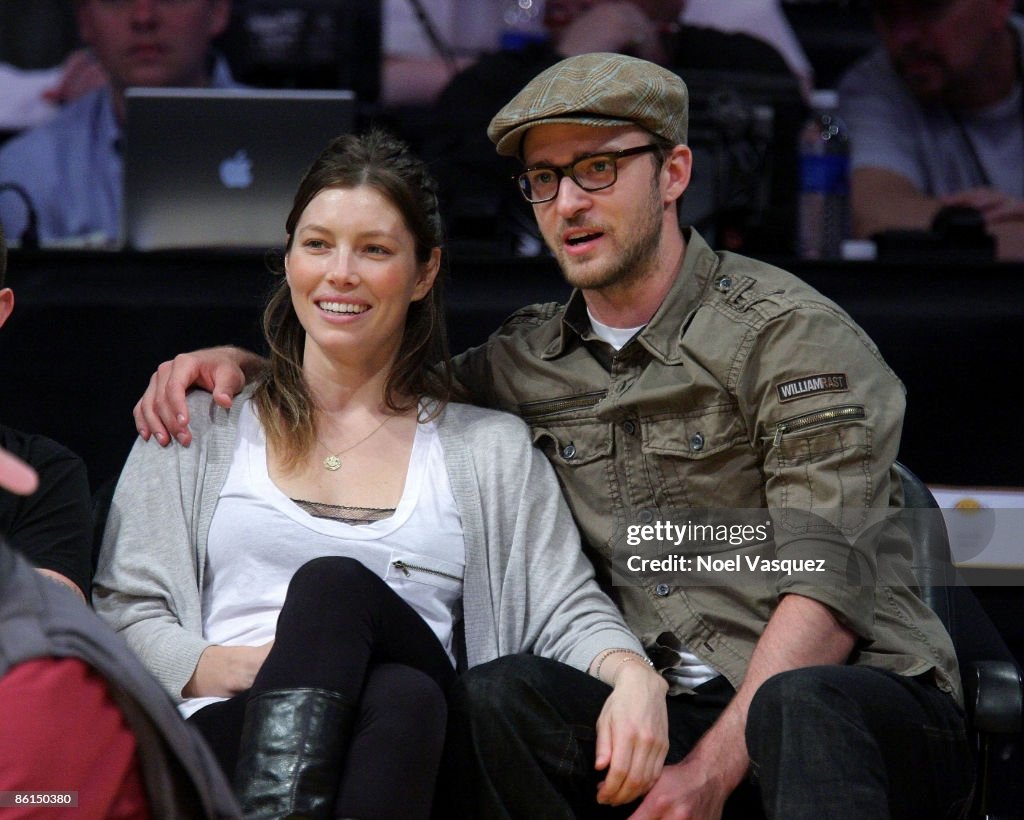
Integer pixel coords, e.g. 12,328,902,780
501,0,547,50
797,89,850,259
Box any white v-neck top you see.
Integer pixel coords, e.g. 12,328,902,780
181,401,465,717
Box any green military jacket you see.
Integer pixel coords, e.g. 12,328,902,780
452,229,961,703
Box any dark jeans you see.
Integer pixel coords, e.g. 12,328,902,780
747,664,974,820
188,556,456,820
437,654,973,819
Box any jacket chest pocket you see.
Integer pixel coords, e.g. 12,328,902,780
640,406,759,509
527,418,617,552
520,391,611,471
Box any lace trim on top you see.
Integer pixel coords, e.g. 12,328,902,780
291,499,396,525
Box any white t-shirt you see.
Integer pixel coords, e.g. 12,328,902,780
179,401,465,718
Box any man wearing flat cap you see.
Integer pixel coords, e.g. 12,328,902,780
438,52,971,819
132,52,972,818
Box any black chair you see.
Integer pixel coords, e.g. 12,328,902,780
895,462,1023,819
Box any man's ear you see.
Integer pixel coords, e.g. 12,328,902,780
662,144,692,206
0,288,14,330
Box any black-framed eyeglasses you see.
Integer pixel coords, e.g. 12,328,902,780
514,144,662,204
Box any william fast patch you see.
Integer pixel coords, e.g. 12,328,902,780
776,373,849,403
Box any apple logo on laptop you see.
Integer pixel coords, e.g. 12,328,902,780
219,149,253,189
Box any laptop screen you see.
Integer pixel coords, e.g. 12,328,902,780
122,87,355,251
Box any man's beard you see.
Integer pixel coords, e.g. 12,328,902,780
553,183,664,293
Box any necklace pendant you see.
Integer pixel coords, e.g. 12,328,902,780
323,455,342,471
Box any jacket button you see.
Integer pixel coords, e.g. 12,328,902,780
690,432,705,452
561,443,577,460
654,583,671,597
715,276,733,292
638,509,654,524
623,420,637,435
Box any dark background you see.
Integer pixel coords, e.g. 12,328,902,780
4,248,1021,495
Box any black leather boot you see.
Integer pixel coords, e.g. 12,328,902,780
234,687,356,819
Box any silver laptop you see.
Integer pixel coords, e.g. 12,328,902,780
122,87,356,250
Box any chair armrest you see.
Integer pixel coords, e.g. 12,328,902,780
963,660,1023,735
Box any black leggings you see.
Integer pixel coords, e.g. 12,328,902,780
188,555,457,820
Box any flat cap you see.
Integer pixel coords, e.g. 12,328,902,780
488,52,689,157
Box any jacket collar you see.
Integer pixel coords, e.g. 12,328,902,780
545,228,720,363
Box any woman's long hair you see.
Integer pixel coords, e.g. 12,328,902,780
252,129,454,471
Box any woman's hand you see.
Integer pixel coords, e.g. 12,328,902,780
594,657,670,806
182,641,274,699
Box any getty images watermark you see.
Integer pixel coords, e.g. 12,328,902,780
609,506,1019,589
624,519,826,576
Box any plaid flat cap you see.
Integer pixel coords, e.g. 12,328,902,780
488,52,689,157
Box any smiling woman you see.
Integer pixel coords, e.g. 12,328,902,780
281,187,440,426
258,132,450,477
93,129,667,819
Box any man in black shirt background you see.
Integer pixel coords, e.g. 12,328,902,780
0,223,93,600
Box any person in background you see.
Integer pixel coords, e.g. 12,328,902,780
131,53,973,818
839,0,1024,260
0,0,236,248
0,445,241,818
94,129,668,818
0,224,93,602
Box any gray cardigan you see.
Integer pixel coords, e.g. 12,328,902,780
93,390,643,702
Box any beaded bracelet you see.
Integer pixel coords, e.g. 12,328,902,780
610,654,654,680
593,648,654,682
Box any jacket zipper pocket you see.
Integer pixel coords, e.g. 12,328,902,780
772,404,866,446
519,390,607,422
391,560,463,583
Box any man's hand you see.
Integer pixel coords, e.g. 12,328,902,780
42,49,108,105
0,445,38,495
941,188,1024,260
627,701,746,820
851,168,1024,261
627,755,732,820
627,595,856,819
941,187,1024,225
594,658,670,806
133,346,264,446
182,641,274,699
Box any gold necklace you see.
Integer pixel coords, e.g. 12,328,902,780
316,414,392,471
